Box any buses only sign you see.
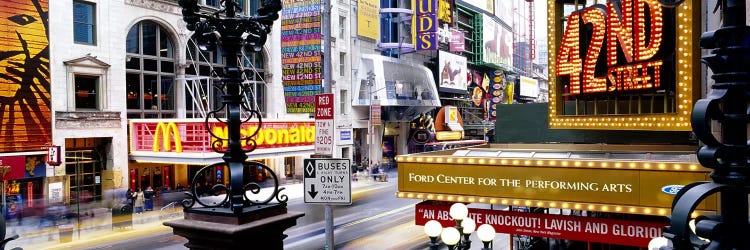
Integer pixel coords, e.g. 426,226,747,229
315,94,334,156
304,158,351,204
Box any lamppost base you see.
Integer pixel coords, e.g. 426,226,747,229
164,205,304,250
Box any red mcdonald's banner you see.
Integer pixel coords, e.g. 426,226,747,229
130,119,316,153
414,202,667,247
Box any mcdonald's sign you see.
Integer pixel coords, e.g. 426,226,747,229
153,122,182,152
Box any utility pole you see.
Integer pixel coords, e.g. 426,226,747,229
321,0,334,248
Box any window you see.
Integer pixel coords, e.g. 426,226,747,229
339,52,346,77
340,89,348,115
339,15,346,39
75,75,99,109
73,1,95,44
206,0,219,7
126,21,176,119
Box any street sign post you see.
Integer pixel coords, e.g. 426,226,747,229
315,93,334,156
303,158,352,204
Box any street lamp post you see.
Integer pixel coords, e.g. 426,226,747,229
165,1,303,249
655,0,750,249
424,203,497,250
366,71,376,178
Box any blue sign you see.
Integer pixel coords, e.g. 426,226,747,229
340,130,351,140
661,185,683,195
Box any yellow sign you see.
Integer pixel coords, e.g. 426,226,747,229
435,131,463,141
153,122,182,152
398,162,715,211
211,124,316,148
357,0,379,40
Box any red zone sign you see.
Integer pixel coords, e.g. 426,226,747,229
415,202,667,247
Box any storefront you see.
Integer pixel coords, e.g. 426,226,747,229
0,154,52,221
128,119,317,190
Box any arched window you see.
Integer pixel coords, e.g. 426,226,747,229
184,39,266,118
125,21,176,118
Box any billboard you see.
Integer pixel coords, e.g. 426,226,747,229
548,0,699,131
438,51,468,92
281,0,323,113
0,0,51,152
493,0,511,25
519,76,538,98
357,0,379,40
461,0,493,13
482,14,513,69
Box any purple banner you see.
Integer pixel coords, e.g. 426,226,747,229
416,0,438,51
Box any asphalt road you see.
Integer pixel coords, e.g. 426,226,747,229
74,178,511,250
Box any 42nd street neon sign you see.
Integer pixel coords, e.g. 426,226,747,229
556,0,667,96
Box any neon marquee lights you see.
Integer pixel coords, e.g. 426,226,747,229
556,0,664,95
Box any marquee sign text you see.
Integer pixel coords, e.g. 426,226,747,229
556,0,666,95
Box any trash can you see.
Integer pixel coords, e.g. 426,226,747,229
112,203,133,229
58,224,73,243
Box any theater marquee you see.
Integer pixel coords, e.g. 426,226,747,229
547,0,700,131
396,153,717,216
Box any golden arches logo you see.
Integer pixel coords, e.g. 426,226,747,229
153,122,182,152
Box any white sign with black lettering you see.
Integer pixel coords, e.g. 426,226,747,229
304,158,351,204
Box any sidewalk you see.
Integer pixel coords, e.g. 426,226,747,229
4,175,393,250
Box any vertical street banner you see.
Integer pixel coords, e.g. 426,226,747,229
314,94,334,156
0,0,51,152
281,0,323,113
415,0,438,50
357,0,379,40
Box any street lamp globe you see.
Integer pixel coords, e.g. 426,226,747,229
449,203,468,221
477,224,496,242
648,236,672,250
461,217,476,234
441,227,462,247
424,220,443,237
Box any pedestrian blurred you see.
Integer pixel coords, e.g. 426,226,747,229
144,186,155,211
133,188,145,214
371,162,379,181
126,188,134,207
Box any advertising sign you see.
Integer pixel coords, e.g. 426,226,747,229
337,129,353,145
314,94,334,156
371,99,381,126
357,0,380,40
482,14,513,69
281,0,323,113
461,0,493,13
398,161,715,211
414,202,667,247
449,31,464,52
548,0,698,131
493,0,512,25
437,0,454,25
47,145,61,166
415,0,438,50
0,156,25,180
555,0,669,96
438,51,468,92
48,182,63,204
519,76,538,98
304,158,351,204
0,0,51,152
130,120,316,153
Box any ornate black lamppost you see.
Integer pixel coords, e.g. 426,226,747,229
165,1,303,249
656,0,750,249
